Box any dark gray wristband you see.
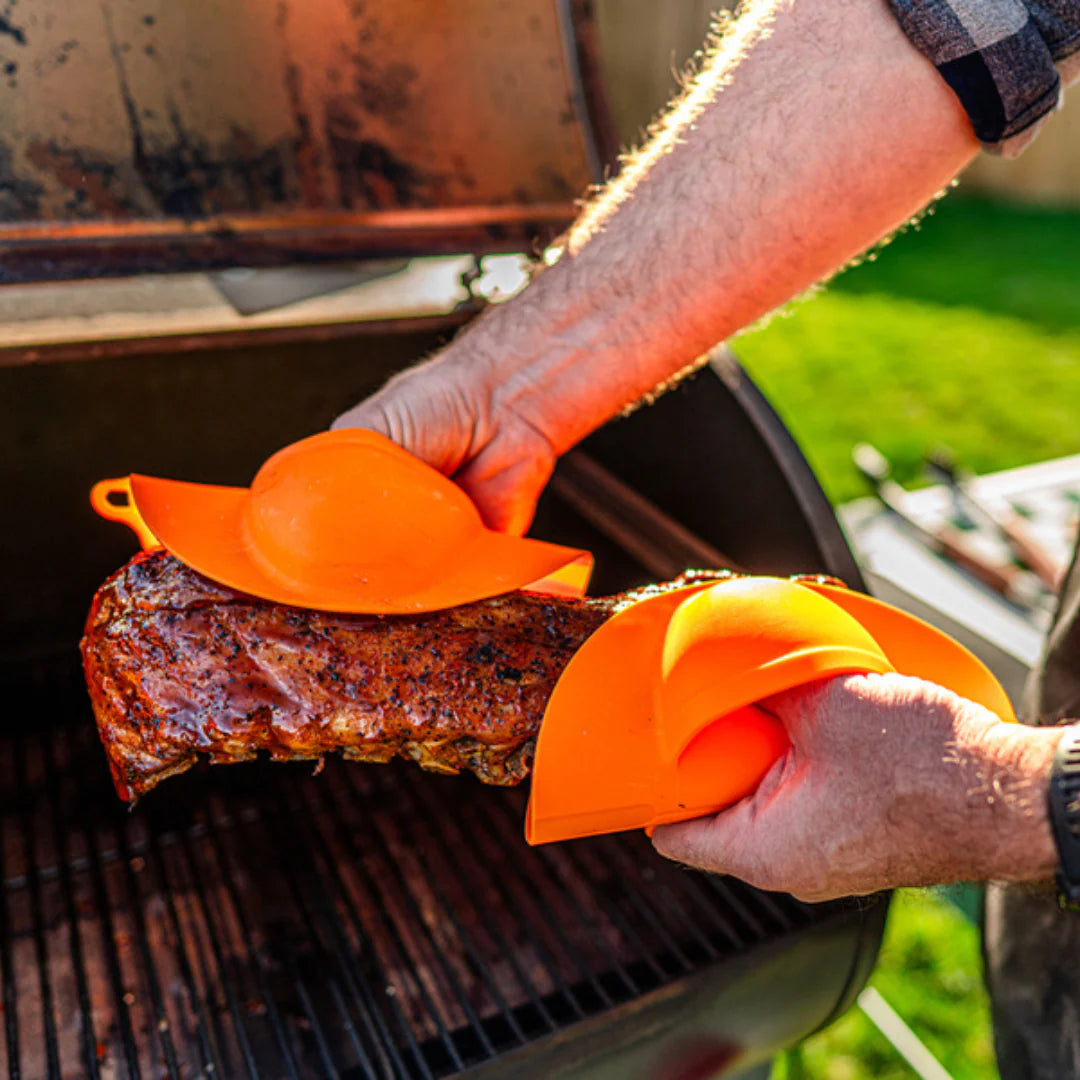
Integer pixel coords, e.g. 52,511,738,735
1048,725,1080,910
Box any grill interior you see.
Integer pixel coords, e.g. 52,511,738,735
1,688,829,1080
0,352,884,1079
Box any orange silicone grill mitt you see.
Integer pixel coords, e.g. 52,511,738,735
91,429,592,613
525,575,1014,844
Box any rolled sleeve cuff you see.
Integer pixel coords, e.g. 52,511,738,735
888,0,1077,156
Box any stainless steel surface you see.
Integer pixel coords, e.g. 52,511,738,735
853,442,1039,608
841,453,1080,704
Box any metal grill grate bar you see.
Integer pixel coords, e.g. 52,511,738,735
339,767,498,1064
387,784,529,1050
116,831,184,1079
309,767,463,1075
490,799,655,993
459,789,623,1009
741,883,808,932
41,734,101,1080
220,797,355,1080
80,778,143,1078
625,863,722,963
416,784,596,1022
267,774,409,1078
593,836,707,968
671,871,753,949
169,827,265,1079
276,777,412,1078
200,804,307,1080
542,840,673,985
0,692,841,1079
15,737,61,1080
285,775,434,1079
406,775,564,1034
138,825,226,1077
706,877,771,941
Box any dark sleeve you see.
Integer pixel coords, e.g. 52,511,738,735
887,0,1080,155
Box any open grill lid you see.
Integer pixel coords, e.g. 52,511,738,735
0,0,616,283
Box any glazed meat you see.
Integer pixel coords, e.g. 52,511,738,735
82,551,735,801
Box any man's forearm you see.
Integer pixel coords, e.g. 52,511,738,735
447,0,978,453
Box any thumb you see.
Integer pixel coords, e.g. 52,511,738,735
453,444,554,536
650,802,753,877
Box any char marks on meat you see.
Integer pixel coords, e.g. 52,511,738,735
82,551,737,802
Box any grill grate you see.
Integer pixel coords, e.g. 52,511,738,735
0,692,829,1080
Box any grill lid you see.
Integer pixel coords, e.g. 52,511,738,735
0,0,616,283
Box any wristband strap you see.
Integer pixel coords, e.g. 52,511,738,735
1048,724,1080,911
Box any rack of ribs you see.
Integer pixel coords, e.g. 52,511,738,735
82,550,738,802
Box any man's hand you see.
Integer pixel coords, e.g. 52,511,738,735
333,350,556,535
652,674,1064,902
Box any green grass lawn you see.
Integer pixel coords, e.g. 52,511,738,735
734,190,1080,1080
736,195,1080,506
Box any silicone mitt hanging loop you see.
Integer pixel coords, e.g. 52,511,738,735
90,477,161,552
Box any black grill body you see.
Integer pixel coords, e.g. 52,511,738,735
0,331,886,1079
